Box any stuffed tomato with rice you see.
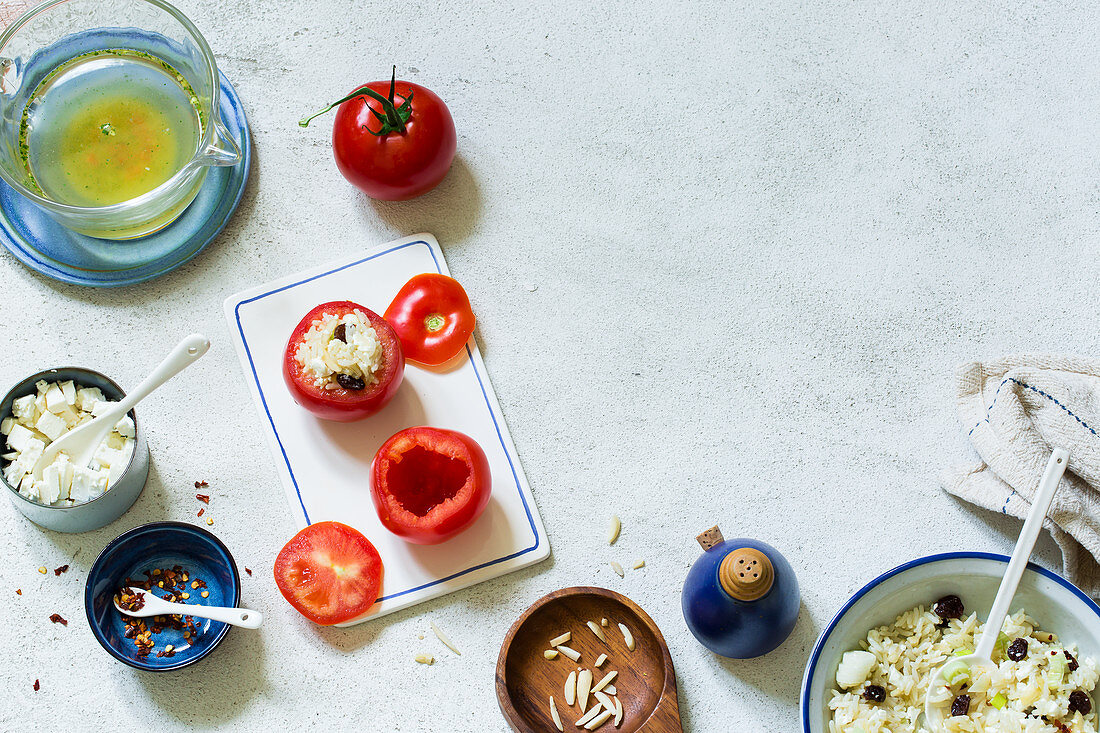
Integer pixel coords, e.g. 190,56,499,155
283,301,404,421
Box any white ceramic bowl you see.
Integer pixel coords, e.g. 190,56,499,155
801,552,1100,732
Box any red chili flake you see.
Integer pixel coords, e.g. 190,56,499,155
33,679,39,692
196,494,210,504
244,568,252,577
48,613,67,626
197,508,204,517
53,565,69,576
194,481,208,489
15,589,21,595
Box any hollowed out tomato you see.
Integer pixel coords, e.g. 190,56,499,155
282,300,405,422
369,426,492,544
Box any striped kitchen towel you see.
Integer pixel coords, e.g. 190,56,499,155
942,355,1100,598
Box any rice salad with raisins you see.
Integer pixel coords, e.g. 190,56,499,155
828,597,1098,732
294,309,383,390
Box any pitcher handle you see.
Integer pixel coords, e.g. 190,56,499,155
196,116,241,167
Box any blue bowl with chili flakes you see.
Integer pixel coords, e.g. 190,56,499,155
84,521,242,671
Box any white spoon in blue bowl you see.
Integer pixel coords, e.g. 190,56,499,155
923,447,1070,730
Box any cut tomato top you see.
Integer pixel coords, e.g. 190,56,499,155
370,427,492,545
273,521,384,626
384,273,475,367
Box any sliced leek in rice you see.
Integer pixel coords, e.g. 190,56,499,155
941,659,971,686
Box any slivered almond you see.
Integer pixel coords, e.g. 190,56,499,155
550,632,571,647
613,695,623,726
594,653,608,668
600,618,608,627
577,669,593,712
608,515,621,544
632,559,645,570
575,705,603,727
593,690,614,711
549,696,564,731
414,653,434,664
557,645,581,662
585,709,613,730
609,561,624,578
587,621,607,643
430,621,460,655
618,622,635,651
545,650,559,660
565,670,577,706
592,670,617,692
604,684,616,695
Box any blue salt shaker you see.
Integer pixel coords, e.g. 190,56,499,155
681,526,800,658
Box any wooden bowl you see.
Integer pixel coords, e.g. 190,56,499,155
496,587,681,732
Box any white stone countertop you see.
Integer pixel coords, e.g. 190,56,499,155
1,0,1097,730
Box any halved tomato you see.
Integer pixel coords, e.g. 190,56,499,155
282,300,404,422
369,427,492,544
273,521,384,625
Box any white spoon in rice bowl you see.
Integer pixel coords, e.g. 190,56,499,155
923,447,1070,730
31,334,210,480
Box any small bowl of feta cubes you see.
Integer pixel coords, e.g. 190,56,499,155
0,368,149,532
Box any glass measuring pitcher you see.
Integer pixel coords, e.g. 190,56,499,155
0,0,240,240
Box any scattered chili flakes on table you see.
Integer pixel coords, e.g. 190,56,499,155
53,564,69,576
197,507,204,517
33,679,39,692
244,568,252,577
49,613,67,626
196,494,210,504
194,481,208,489
16,589,22,595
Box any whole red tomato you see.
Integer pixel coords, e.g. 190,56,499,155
282,300,405,422
300,68,456,201
384,273,475,366
370,426,492,544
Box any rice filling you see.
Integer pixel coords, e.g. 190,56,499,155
828,603,1098,732
295,310,383,390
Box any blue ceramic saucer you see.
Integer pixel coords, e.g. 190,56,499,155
85,521,242,671
0,71,250,288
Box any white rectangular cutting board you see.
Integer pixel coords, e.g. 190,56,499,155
223,234,549,623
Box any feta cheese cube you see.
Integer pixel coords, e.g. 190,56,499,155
35,410,67,441
5,423,34,452
39,464,62,504
18,473,37,501
56,456,73,500
107,460,127,488
11,394,35,422
115,416,135,438
44,384,67,413
1,452,16,462
0,417,14,435
34,380,48,395
60,380,77,405
57,405,82,429
33,393,46,418
17,437,45,471
76,387,105,412
93,443,121,469
4,458,27,487
90,401,112,418
69,465,99,503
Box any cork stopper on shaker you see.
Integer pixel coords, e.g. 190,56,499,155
696,526,725,551
719,547,774,601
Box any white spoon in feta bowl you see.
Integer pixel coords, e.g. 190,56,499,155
923,447,1070,730
31,334,210,481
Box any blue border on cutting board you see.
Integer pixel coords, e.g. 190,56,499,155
232,240,540,603
799,551,1100,732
